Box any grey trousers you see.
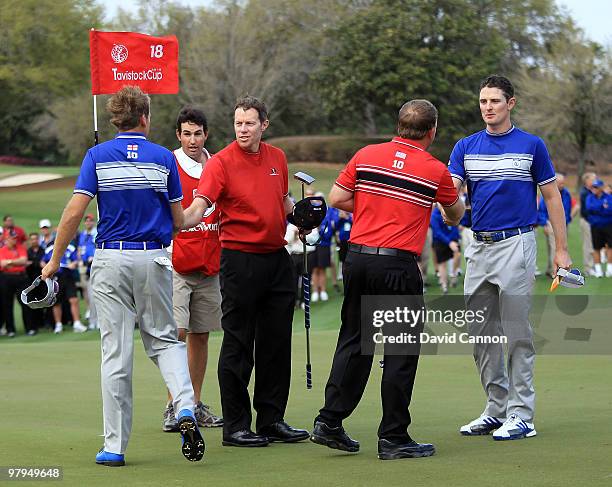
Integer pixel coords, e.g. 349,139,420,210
464,231,537,422
91,248,195,454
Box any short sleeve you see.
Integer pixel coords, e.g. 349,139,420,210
167,157,183,203
532,138,556,186
448,140,466,182
196,155,225,206
74,150,98,198
435,168,459,207
335,152,358,192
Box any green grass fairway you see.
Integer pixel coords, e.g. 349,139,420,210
1,164,611,485
1,325,611,486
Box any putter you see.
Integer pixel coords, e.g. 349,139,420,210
294,171,315,389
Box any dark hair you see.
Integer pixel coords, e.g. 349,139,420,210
106,85,150,131
29,232,39,238
234,95,268,123
176,106,208,133
397,100,438,140
3,215,10,222
479,75,514,101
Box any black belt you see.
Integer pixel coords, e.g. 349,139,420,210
348,243,416,259
96,241,165,250
473,225,533,244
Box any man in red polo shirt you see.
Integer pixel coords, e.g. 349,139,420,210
183,96,309,447
1,216,27,246
0,232,29,337
310,100,464,460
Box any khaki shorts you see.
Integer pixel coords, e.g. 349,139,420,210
173,271,222,333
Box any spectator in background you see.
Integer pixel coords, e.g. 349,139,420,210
335,210,352,281
0,232,28,337
585,178,612,278
538,174,573,278
578,172,597,276
77,213,97,329
42,240,86,333
430,204,461,294
2,215,27,246
39,219,55,250
24,232,46,335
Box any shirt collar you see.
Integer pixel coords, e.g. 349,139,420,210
115,132,147,140
485,125,515,137
391,137,426,151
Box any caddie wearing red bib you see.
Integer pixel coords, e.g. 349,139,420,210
162,107,223,433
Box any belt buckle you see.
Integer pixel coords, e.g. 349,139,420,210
482,233,494,244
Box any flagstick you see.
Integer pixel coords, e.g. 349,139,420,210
93,94,99,146
92,93,100,221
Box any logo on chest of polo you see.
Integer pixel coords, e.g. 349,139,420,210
270,167,279,176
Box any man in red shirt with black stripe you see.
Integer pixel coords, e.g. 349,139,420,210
310,100,464,460
183,96,309,447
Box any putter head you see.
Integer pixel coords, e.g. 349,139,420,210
294,171,315,185
550,268,585,291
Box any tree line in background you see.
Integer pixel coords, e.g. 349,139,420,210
0,0,610,181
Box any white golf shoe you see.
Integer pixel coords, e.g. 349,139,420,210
492,413,536,441
460,414,504,436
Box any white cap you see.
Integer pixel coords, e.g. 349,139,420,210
39,219,51,228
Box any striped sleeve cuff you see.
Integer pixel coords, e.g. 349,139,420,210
194,194,214,207
537,176,557,186
441,195,460,208
169,195,184,203
335,181,354,192
74,189,95,198
450,174,464,182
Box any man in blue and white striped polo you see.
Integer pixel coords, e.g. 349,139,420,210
449,75,572,441
42,85,204,465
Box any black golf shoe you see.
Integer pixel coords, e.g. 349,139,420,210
257,421,309,443
222,429,270,447
377,438,435,460
310,421,359,452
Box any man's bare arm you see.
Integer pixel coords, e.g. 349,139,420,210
183,197,210,229
540,181,572,271
284,195,294,216
329,185,354,212
41,194,92,279
440,177,466,226
170,201,185,234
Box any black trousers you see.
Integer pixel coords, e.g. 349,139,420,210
218,248,296,434
0,273,27,334
316,250,424,441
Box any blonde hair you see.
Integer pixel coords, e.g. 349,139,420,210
107,85,150,131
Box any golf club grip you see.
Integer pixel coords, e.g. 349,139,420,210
306,363,312,389
303,273,311,329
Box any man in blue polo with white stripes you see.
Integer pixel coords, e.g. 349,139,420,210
449,75,572,441
42,85,204,465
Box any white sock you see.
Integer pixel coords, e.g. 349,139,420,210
595,263,602,273
74,320,83,327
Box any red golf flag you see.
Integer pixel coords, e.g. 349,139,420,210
90,30,179,95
